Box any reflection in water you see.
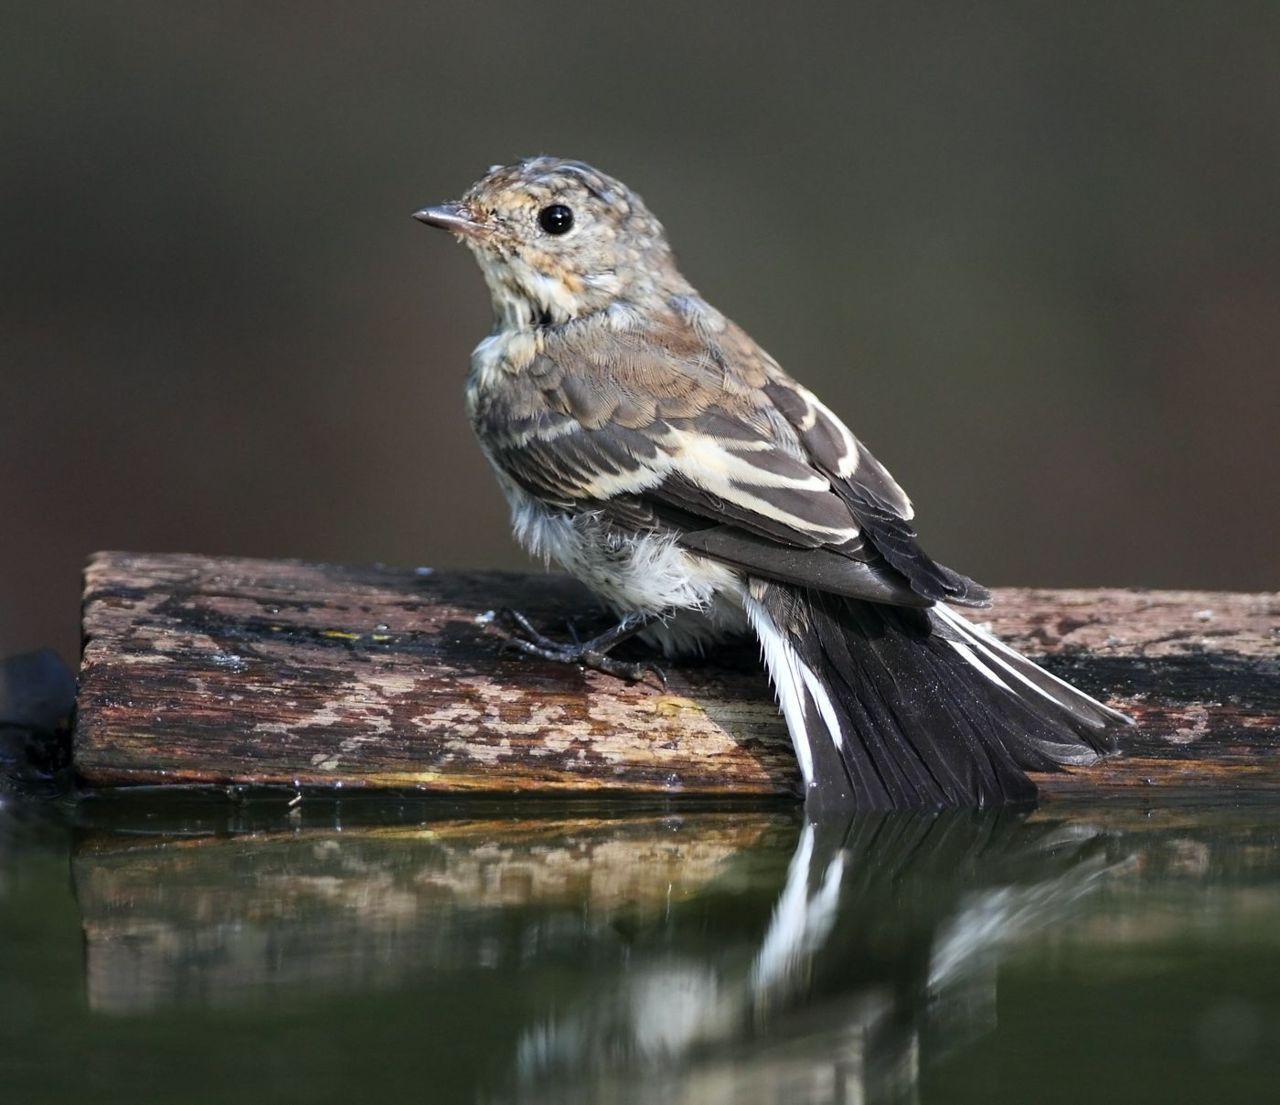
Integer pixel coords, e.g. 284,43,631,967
74,812,784,1012
66,802,1280,1104
499,814,1124,1105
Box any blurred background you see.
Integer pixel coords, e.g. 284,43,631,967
4,1,1278,664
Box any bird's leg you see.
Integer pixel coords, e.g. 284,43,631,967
498,609,667,686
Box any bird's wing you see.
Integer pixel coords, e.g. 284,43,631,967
478,310,987,607
746,345,990,607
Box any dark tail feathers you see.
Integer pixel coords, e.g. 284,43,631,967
748,585,1129,813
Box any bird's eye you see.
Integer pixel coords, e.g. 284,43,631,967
538,204,574,235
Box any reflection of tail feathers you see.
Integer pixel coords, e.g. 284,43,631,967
503,812,1122,1105
928,847,1136,995
746,586,1131,813
750,821,845,1002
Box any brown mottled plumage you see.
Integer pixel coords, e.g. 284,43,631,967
414,157,1129,812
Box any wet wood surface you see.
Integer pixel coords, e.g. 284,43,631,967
77,551,1280,799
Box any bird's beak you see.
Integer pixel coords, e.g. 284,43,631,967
412,202,490,239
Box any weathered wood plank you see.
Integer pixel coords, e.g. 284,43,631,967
76,551,1280,798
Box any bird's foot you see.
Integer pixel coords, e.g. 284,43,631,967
498,608,667,687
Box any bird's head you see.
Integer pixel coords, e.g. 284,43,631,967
415,157,685,328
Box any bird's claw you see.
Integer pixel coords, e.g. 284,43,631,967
496,608,665,686
497,607,563,652
581,650,668,689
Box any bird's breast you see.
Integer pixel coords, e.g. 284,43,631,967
465,327,543,419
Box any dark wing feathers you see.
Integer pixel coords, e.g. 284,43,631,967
832,482,991,607
480,308,988,608
759,375,988,606
677,523,931,606
599,495,925,605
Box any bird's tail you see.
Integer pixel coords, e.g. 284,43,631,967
743,583,1129,813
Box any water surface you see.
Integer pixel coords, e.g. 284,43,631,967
1,795,1277,1103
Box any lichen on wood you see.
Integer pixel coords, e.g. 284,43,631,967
76,551,1280,798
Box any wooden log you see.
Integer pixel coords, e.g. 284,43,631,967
76,551,1280,798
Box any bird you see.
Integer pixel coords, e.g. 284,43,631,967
413,157,1130,813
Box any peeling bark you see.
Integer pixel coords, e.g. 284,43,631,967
77,552,1280,798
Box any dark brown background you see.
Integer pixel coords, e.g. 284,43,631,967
5,2,1278,664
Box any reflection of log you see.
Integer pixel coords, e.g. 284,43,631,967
77,551,1280,796
75,812,786,1014
72,801,1280,1071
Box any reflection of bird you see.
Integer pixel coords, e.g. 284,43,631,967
415,158,1129,813
495,812,1126,1105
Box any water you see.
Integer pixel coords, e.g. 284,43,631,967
1,795,1278,1104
